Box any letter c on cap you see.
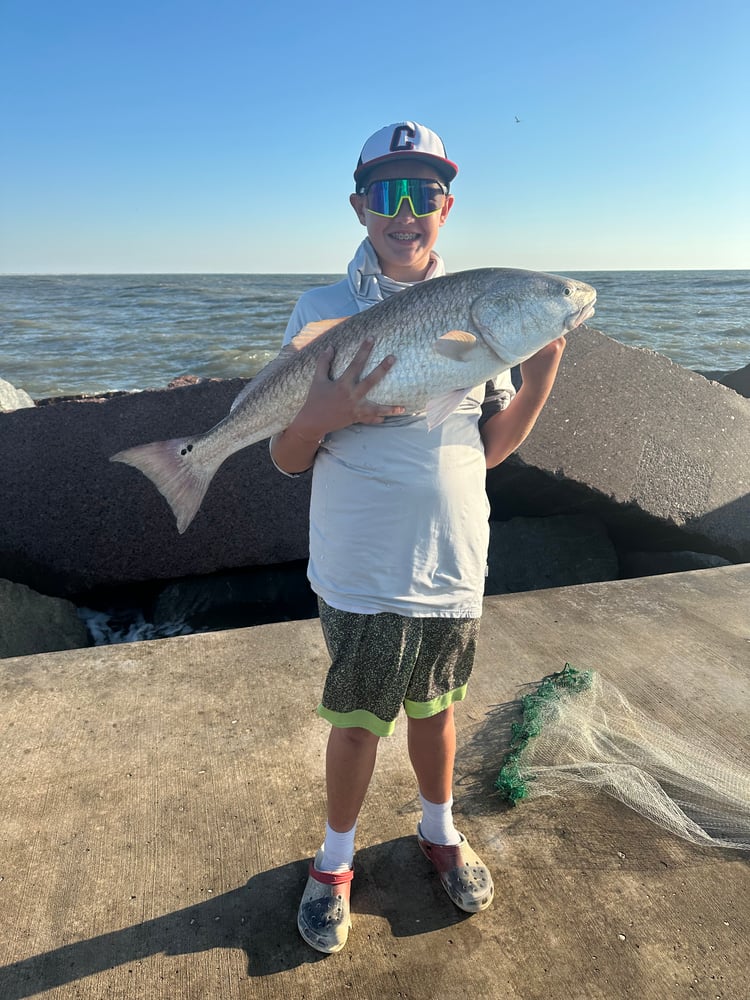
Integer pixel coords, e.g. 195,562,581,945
390,125,416,152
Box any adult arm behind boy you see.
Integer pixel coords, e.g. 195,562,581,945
481,336,566,468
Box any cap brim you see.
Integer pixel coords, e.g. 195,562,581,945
354,152,458,187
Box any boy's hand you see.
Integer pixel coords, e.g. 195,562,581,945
289,337,404,441
270,337,405,473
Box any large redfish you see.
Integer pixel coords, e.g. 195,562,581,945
111,268,596,533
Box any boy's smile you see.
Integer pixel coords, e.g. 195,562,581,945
350,161,454,283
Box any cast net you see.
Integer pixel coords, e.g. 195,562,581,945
496,665,750,850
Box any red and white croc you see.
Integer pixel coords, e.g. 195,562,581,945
417,824,494,912
297,849,354,953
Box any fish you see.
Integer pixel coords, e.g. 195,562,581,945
111,267,596,533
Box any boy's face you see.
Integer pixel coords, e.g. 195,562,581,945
350,160,454,283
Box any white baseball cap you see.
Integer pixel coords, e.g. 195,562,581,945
354,121,459,189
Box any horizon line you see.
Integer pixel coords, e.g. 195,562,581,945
2,266,749,277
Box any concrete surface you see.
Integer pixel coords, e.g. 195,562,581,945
1,565,748,1000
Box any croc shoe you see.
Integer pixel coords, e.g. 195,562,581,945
417,824,494,912
297,849,354,953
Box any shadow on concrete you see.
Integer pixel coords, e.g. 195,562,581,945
454,698,526,816
0,839,471,997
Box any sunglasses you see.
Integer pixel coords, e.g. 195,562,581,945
361,178,449,218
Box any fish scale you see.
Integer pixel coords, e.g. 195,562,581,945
111,267,596,532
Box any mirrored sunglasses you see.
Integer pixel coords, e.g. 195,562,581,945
362,178,448,218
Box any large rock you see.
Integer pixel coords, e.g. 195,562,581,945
150,561,317,632
0,578,89,657
486,514,618,594
720,363,750,399
619,550,732,578
0,329,747,601
487,327,750,563
696,363,750,399
0,379,311,598
0,377,35,413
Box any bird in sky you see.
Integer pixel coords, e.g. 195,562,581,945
514,116,522,124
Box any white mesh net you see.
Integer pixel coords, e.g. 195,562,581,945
496,665,750,850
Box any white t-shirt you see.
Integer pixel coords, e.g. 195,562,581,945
278,241,515,618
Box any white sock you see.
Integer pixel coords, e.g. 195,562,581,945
418,791,461,846
318,820,357,873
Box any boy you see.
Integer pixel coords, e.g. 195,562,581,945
270,122,565,953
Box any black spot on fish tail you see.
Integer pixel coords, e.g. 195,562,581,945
110,437,224,533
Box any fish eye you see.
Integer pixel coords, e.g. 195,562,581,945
563,285,572,296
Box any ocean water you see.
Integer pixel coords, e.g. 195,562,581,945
1,270,748,400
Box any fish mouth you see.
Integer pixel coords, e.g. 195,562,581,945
565,295,597,331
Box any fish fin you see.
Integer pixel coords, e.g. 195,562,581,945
230,342,302,412
425,389,471,430
290,317,351,350
111,437,225,534
230,381,254,412
432,330,478,361
229,316,351,414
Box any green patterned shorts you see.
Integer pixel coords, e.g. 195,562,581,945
317,598,480,737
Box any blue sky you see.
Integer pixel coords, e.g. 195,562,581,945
1,0,748,273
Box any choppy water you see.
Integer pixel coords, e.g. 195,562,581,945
1,270,748,400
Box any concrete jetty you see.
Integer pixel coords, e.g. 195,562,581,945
1,565,748,1000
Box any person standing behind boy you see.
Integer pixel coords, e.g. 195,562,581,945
270,122,565,954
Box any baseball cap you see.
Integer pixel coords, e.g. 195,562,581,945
354,121,458,189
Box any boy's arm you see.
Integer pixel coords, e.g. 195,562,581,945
270,337,404,475
481,337,566,469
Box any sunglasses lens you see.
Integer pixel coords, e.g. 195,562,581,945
365,179,445,217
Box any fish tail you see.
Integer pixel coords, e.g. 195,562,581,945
110,437,224,534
